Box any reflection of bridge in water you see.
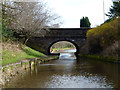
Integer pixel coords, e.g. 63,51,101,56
16,28,91,55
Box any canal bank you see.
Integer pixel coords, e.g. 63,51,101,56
1,41,59,88
78,54,120,64
1,55,59,88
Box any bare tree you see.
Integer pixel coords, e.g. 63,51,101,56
4,1,62,44
2,1,16,26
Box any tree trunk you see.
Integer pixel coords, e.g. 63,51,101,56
24,37,29,45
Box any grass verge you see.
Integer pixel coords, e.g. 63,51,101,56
2,41,46,66
39,55,59,61
78,54,120,64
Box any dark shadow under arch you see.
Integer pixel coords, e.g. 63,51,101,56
48,40,79,56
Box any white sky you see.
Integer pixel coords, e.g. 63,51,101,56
44,0,113,28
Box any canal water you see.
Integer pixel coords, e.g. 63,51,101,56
4,49,120,89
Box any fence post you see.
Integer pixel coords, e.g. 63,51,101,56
29,60,31,69
21,61,22,67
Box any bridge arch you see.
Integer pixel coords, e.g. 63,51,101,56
21,28,91,55
48,39,79,56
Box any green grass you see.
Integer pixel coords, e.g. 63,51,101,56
21,45,45,57
52,47,75,50
2,44,46,66
79,54,120,64
39,55,59,61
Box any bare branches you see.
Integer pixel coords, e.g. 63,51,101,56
3,1,62,39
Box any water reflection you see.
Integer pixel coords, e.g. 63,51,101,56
59,49,76,59
60,49,76,52
45,74,113,88
59,53,76,59
4,52,119,88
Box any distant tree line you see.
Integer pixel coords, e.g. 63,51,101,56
51,41,75,49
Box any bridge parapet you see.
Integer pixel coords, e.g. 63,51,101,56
46,28,90,37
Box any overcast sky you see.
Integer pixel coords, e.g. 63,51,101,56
44,0,113,28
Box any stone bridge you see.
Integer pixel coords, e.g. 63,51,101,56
24,28,91,56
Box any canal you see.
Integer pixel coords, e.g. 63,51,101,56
4,49,120,89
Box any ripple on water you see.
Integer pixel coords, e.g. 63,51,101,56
45,74,114,88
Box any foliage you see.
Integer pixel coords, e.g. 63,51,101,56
106,1,120,19
80,17,91,27
51,41,75,49
2,23,14,41
102,18,113,24
1,2,17,41
86,18,120,55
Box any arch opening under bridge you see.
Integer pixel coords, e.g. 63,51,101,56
48,40,79,55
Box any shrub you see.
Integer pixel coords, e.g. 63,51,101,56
85,18,120,56
2,23,15,42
